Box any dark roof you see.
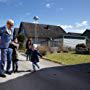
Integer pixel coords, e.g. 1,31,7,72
19,22,66,38
60,32,86,39
67,32,82,36
82,29,90,37
63,35,86,39
14,28,19,36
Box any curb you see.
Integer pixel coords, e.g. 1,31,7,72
42,57,64,66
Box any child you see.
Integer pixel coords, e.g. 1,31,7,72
30,44,42,72
11,38,19,73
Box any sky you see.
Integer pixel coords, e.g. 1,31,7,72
0,0,90,33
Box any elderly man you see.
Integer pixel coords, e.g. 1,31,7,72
0,19,15,77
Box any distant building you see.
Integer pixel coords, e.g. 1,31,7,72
82,29,90,49
64,36,86,49
17,22,87,49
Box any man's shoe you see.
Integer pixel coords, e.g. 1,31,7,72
0,74,6,78
5,71,12,75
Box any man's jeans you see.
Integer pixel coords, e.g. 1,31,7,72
0,48,12,74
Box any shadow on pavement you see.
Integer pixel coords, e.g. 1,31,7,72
14,70,32,73
0,63,90,90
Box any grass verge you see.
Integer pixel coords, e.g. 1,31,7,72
45,52,90,65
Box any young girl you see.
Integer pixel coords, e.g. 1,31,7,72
30,44,42,72
11,38,19,73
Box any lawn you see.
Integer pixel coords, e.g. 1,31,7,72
45,52,90,65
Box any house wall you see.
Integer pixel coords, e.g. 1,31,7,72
63,38,86,49
31,38,63,48
86,38,90,49
87,43,90,49
32,38,48,45
53,38,63,47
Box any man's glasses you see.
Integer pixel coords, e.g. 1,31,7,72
7,22,14,27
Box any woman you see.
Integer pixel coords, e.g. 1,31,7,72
26,37,33,61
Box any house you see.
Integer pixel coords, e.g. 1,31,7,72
18,22,66,47
61,32,86,49
14,28,19,36
62,35,86,49
82,29,90,49
18,22,87,49
53,32,86,49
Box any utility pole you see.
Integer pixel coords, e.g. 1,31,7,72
33,16,39,44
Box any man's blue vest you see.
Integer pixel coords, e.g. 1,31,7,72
0,26,14,49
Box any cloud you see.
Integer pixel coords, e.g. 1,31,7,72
56,8,64,13
26,12,31,16
0,0,14,5
76,21,88,28
60,25,73,29
45,2,54,8
18,2,23,6
0,0,11,3
60,20,88,33
15,2,23,7
42,0,54,9
59,8,63,11
46,3,51,8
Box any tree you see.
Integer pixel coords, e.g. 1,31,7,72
17,34,25,50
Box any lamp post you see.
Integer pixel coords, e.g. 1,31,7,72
33,16,39,44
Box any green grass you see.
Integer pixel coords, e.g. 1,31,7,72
45,52,90,65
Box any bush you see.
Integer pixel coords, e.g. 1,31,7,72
37,46,48,56
75,43,89,54
63,48,69,53
57,50,61,53
62,47,69,53
17,34,25,43
57,46,63,53
48,47,54,54
19,43,25,50
57,46,71,53
68,47,74,51
17,34,25,50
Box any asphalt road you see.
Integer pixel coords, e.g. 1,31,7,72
0,63,90,90
0,53,90,90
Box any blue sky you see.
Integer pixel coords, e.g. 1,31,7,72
0,0,90,33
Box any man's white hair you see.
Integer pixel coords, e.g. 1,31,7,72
7,19,14,24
